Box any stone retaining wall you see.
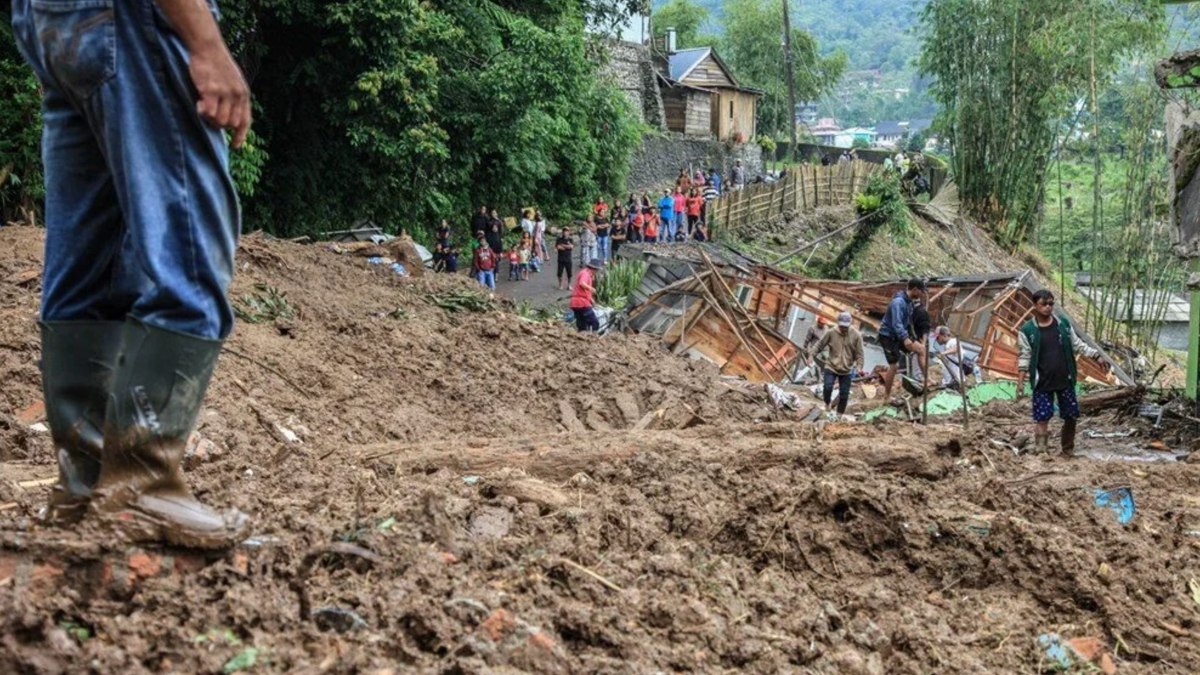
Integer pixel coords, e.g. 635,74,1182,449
626,134,765,194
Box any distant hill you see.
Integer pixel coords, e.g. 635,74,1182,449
652,0,927,78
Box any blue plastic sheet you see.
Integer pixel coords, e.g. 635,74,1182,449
1093,487,1135,524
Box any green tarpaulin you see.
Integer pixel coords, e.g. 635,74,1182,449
864,382,1018,420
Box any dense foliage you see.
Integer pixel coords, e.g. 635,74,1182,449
918,0,1163,250
0,22,42,225
0,0,644,241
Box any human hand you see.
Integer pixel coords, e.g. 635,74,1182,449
190,43,252,148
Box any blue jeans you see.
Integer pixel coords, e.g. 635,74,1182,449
596,235,610,262
476,269,495,289
670,213,682,240
823,369,852,414
12,0,240,340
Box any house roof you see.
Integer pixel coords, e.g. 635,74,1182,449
1082,288,1191,323
668,48,715,82
909,118,934,134
876,120,905,136
666,47,763,95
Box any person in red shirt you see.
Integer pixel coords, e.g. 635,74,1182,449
593,197,608,219
571,258,602,331
631,209,645,243
686,188,704,239
671,188,686,241
644,211,659,242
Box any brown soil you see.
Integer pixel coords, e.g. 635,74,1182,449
2,224,1200,673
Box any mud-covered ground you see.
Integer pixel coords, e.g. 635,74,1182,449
2,225,1199,673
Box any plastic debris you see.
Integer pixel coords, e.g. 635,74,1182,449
1086,429,1135,439
1189,578,1200,607
1038,633,1073,669
1037,634,1116,674
1093,487,1135,524
767,383,807,410
462,475,481,486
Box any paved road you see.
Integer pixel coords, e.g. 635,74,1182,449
492,258,571,308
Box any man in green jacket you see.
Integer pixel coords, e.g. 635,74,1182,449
1016,289,1104,454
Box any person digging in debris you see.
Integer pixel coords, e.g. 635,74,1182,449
1016,290,1105,455
12,0,251,547
807,312,864,419
570,259,603,332
879,279,927,403
933,326,972,389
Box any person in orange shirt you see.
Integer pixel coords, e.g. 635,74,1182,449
644,210,659,242
686,188,704,239
631,208,645,243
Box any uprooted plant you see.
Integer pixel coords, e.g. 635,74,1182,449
424,289,494,313
233,284,297,324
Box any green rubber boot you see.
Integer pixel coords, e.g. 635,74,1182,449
40,321,124,523
91,319,249,549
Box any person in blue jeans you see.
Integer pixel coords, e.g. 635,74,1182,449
657,190,674,242
12,0,251,548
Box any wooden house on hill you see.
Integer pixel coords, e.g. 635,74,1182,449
659,46,761,142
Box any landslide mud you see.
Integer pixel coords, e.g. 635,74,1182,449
1,225,1198,673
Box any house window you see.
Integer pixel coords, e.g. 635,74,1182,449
729,101,733,118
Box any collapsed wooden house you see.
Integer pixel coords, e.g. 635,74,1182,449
626,248,1134,386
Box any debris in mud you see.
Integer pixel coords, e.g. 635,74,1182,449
1093,487,1136,524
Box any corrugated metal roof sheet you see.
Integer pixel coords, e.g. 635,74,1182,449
668,48,711,82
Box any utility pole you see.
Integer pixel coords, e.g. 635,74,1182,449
780,0,799,164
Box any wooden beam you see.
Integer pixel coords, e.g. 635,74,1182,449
950,280,992,312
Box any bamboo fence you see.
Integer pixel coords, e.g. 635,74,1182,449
709,160,881,236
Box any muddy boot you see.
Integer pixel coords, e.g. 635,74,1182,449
91,320,249,549
40,322,124,524
1033,433,1049,454
1061,418,1078,456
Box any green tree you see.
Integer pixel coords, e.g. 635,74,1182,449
918,0,1163,249
0,0,643,241
216,0,643,240
905,130,927,152
0,22,43,224
719,0,846,139
652,0,711,48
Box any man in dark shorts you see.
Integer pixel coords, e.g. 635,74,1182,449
878,279,927,401
570,259,602,332
1017,289,1104,454
556,226,575,290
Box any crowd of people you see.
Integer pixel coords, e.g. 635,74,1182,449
430,160,751,293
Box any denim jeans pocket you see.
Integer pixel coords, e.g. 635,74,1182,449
30,0,116,101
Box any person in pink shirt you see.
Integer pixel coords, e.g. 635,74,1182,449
672,188,686,241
